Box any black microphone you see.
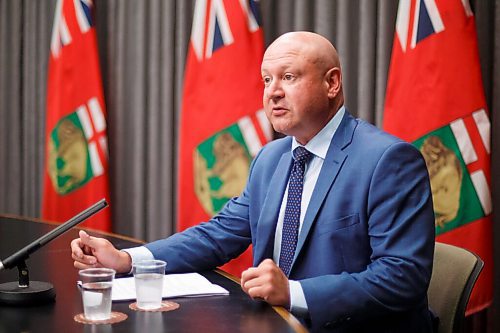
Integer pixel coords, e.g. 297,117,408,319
0,198,108,271
0,199,108,305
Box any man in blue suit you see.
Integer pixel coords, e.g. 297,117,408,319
71,31,435,332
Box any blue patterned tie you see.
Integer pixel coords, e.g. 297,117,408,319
279,146,311,276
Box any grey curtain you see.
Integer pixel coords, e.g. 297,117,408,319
1,0,499,329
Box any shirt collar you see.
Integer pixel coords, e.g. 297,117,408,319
291,105,346,159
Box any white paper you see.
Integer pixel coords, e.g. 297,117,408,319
111,272,229,301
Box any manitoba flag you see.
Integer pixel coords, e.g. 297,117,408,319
43,0,111,231
179,0,270,276
384,0,492,313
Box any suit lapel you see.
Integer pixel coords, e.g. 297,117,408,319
253,151,293,264
292,112,357,267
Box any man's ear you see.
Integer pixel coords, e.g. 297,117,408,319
325,67,342,98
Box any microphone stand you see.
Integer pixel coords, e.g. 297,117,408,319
0,199,108,305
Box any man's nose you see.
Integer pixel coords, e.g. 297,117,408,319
266,80,285,100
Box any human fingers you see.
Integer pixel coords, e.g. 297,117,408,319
258,258,278,269
79,230,116,259
71,238,96,263
241,259,279,288
72,231,103,267
246,277,289,306
79,230,104,250
242,270,275,302
71,249,97,266
79,230,89,239
246,284,271,302
70,238,85,258
243,259,290,305
241,266,262,293
241,266,260,283
73,259,100,270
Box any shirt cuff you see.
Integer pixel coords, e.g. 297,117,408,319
289,280,309,317
122,246,155,274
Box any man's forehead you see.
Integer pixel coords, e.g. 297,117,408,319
266,37,309,55
261,52,306,72
261,46,316,71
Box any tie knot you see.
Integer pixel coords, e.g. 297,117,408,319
293,146,311,164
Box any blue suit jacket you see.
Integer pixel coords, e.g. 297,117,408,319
146,111,435,332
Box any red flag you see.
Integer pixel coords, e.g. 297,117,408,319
179,0,270,276
43,0,111,231
384,0,492,314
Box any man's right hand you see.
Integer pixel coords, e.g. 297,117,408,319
71,230,132,273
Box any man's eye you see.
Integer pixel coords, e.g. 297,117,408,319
262,77,271,85
283,74,293,80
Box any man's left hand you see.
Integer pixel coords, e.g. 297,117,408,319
241,259,290,308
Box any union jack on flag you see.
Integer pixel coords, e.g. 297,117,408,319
395,0,473,52
191,0,261,60
50,0,94,57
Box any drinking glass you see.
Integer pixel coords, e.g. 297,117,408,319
132,260,166,310
79,268,116,320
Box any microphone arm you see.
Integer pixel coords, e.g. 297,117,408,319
0,198,108,271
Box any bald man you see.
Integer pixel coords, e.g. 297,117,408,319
71,32,435,332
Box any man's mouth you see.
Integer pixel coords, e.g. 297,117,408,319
271,106,288,115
